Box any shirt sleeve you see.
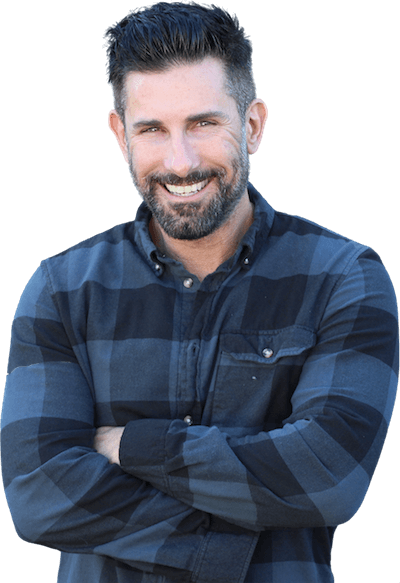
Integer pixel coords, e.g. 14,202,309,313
1,266,258,583
120,248,399,531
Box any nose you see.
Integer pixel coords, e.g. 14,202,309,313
164,132,200,177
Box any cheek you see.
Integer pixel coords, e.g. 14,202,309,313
199,138,239,169
129,142,161,179
217,129,244,158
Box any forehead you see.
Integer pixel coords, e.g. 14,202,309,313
123,57,236,121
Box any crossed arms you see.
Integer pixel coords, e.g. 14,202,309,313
2,248,398,581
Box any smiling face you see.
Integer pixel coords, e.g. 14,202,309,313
110,58,266,240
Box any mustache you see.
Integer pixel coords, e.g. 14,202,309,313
146,169,225,187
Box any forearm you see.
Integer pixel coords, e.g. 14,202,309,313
120,415,371,531
2,418,256,582
120,376,395,531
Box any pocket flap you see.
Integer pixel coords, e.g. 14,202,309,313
220,326,316,364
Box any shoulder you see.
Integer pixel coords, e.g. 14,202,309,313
251,185,367,276
40,221,138,294
258,207,370,283
50,221,135,258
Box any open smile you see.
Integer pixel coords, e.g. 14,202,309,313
164,179,210,197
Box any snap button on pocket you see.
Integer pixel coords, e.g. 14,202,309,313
262,348,274,359
183,415,194,425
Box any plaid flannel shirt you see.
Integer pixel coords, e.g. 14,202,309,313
2,184,398,583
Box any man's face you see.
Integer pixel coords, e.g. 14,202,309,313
121,58,250,240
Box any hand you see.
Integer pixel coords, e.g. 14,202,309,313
93,426,125,465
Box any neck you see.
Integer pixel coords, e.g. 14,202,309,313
150,191,254,281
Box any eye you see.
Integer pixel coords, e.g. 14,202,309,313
197,120,215,127
142,126,160,133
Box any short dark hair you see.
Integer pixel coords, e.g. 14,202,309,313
105,2,256,122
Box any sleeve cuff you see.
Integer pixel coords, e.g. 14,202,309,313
119,418,171,470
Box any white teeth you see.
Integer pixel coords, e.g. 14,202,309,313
165,179,209,197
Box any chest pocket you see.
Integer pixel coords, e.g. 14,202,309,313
204,326,316,433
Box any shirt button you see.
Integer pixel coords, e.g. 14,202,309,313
262,348,274,359
243,257,249,265
155,263,162,271
183,278,194,288
183,415,193,426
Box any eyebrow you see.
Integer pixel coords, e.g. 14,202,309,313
130,110,230,132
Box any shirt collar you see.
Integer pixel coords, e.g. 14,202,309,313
241,183,275,258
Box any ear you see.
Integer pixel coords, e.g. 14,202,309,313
109,110,129,163
245,99,268,155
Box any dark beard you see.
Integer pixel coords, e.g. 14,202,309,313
129,154,250,241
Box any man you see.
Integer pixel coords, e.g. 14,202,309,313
1,3,398,583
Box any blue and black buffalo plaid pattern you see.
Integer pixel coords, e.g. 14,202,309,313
2,185,398,582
